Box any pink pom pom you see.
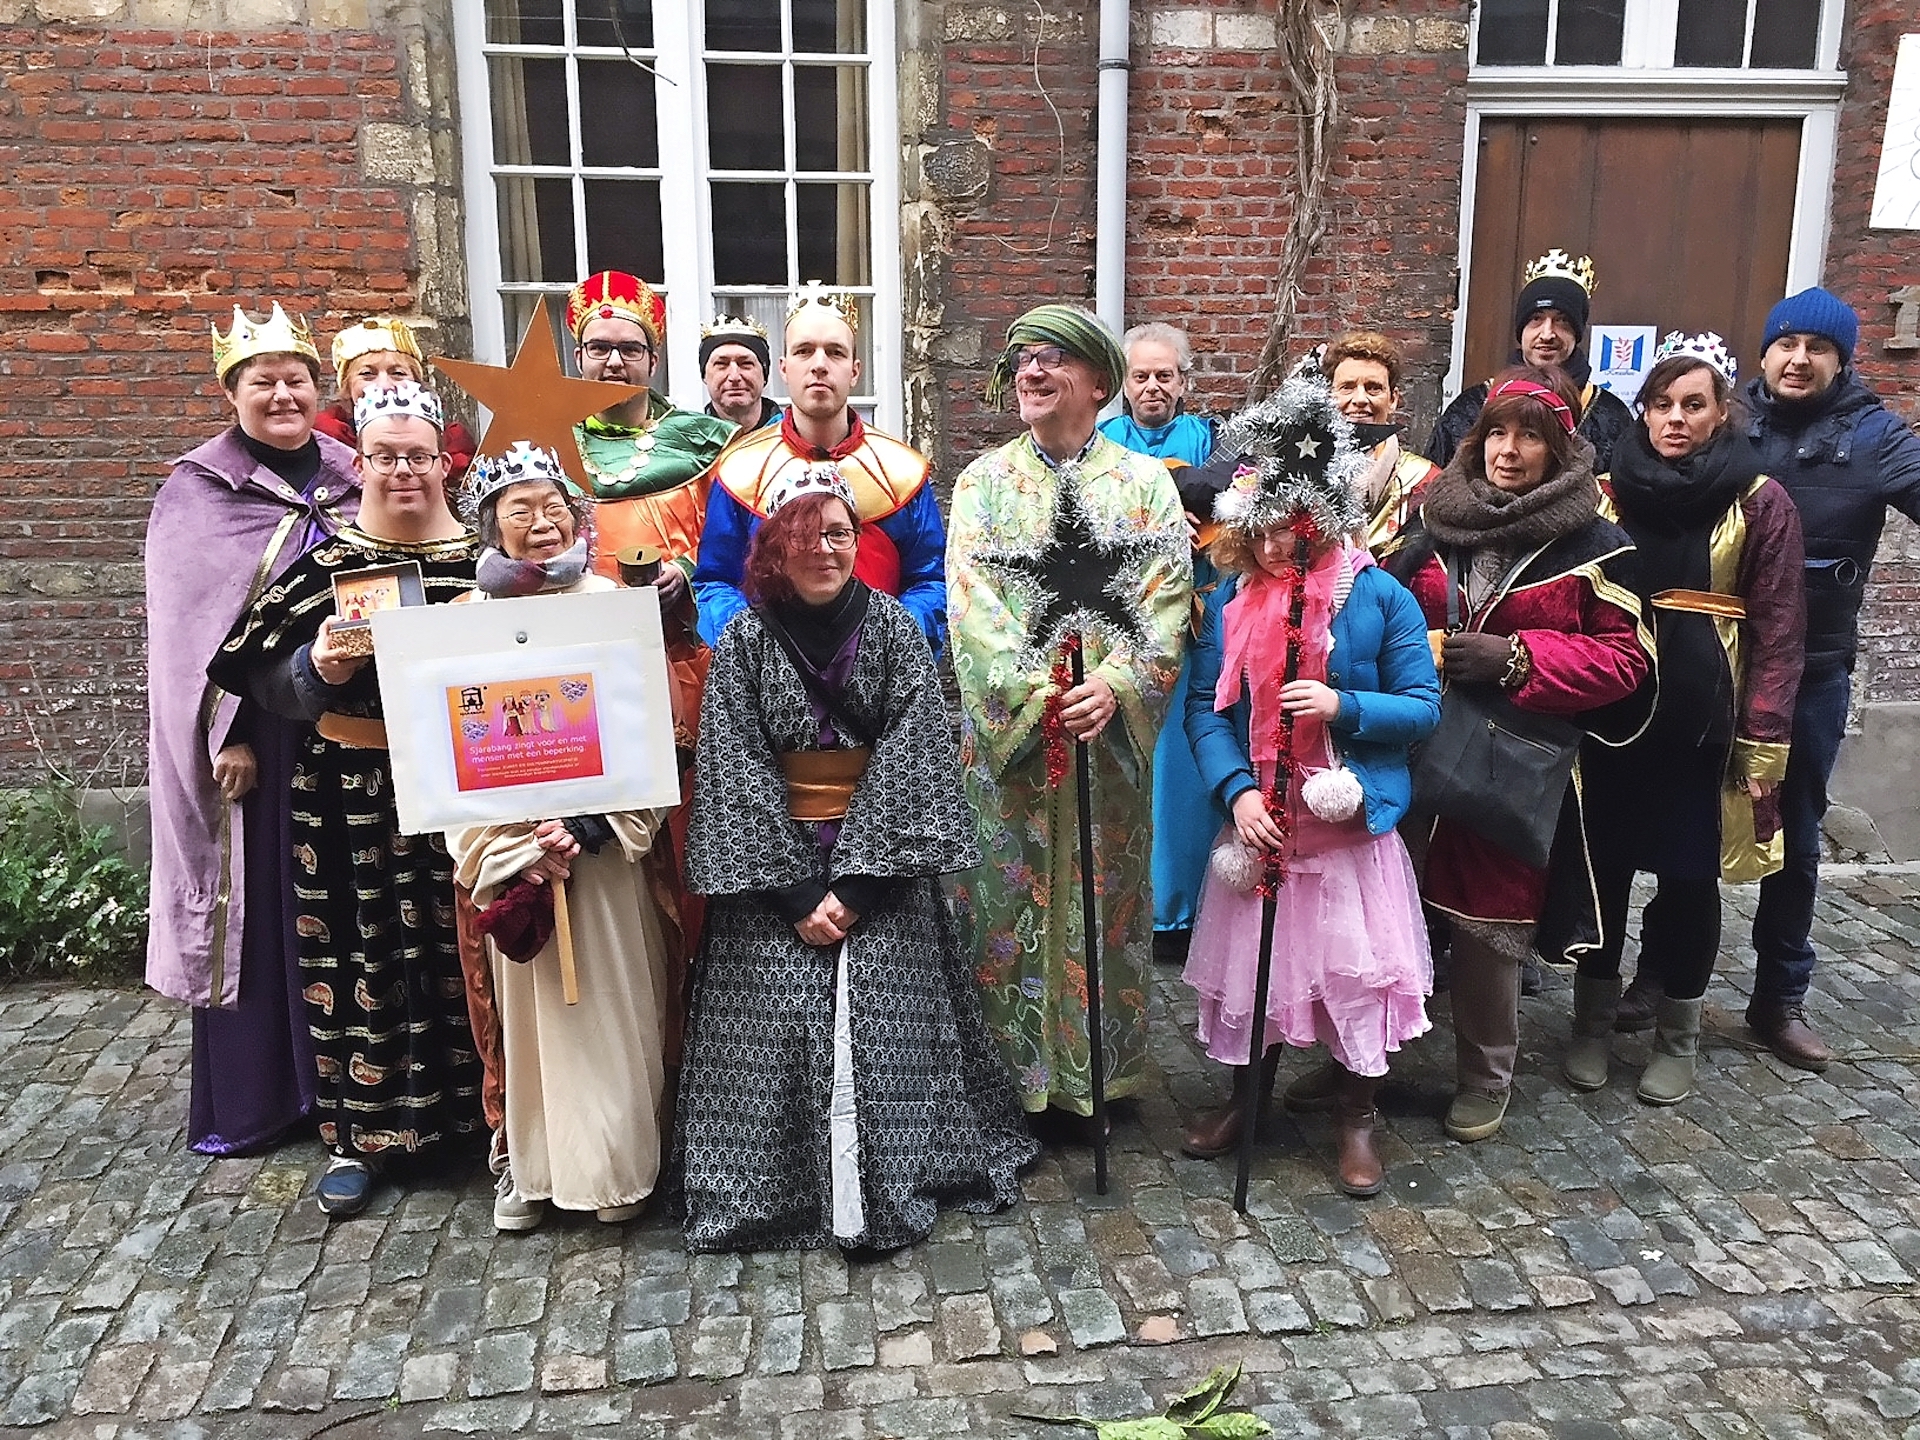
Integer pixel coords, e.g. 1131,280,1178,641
1208,837,1262,893
1301,764,1364,822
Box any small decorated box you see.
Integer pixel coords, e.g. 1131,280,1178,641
331,561,426,656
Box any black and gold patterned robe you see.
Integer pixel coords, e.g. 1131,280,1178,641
210,527,482,1161
678,589,1036,1252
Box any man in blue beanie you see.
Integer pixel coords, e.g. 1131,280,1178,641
1628,286,1920,1069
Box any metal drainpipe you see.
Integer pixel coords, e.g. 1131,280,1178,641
1093,0,1130,340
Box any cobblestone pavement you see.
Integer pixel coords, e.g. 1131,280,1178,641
0,868,1917,1439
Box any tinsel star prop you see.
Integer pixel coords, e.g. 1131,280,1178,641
434,297,641,484
1214,376,1369,540
972,472,1170,668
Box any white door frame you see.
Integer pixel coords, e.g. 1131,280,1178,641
1446,71,1847,402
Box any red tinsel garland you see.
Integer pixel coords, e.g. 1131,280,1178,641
1043,634,1079,789
1256,518,1318,898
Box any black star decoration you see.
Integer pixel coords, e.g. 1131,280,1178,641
973,476,1169,666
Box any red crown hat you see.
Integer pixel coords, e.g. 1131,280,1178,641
565,271,666,347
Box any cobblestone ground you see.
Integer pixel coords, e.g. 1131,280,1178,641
1,869,1917,1439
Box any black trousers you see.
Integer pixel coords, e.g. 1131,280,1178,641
1577,865,1720,1001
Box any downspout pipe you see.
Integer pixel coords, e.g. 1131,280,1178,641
1093,0,1130,340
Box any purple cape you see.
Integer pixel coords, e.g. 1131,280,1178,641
144,424,359,1007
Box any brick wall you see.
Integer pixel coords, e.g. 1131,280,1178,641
910,0,1470,479
0,3,465,789
1827,0,1920,706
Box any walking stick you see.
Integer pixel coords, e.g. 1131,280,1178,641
1069,639,1110,1195
552,876,580,1005
1234,532,1312,1214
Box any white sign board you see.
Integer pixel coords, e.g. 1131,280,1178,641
1872,35,1920,229
1589,325,1658,403
371,586,680,834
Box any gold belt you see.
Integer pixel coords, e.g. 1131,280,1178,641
318,713,389,749
1652,588,1747,620
779,748,871,822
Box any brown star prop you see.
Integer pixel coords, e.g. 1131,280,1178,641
433,296,641,484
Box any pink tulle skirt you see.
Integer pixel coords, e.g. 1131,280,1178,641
1182,822,1432,1077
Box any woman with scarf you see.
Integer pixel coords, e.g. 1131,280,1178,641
678,469,1035,1252
1177,382,1440,1197
1387,367,1654,1144
1549,335,1804,1104
442,444,673,1232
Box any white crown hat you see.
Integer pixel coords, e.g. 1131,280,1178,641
211,302,320,381
466,441,577,510
353,379,445,434
1523,248,1597,296
1653,330,1738,387
765,461,857,518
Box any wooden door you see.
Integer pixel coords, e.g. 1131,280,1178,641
1464,118,1802,390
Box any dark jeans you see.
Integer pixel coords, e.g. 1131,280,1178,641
1749,664,1852,1008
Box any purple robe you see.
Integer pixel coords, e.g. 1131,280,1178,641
145,424,358,1151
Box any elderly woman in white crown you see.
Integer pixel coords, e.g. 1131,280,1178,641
442,443,673,1233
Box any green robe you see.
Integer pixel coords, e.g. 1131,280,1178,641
948,433,1191,1114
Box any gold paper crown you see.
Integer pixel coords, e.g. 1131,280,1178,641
212,302,320,382
330,316,425,384
701,314,770,342
786,281,860,338
1522,249,1597,297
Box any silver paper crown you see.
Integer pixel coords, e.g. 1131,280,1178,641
765,461,857,518
1653,330,1738,387
353,379,445,433
465,441,576,512
1214,377,1370,539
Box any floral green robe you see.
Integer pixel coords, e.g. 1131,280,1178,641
949,433,1191,1115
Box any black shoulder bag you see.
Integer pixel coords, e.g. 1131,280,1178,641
1409,549,1582,870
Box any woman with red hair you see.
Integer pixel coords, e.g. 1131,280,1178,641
677,472,1035,1252
1385,367,1654,1143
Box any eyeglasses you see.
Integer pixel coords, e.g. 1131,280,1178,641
362,451,443,473
817,527,858,552
582,340,654,362
499,503,573,528
1009,345,1070,373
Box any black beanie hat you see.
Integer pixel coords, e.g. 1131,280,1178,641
1513,275,1590,343
699,327,771,374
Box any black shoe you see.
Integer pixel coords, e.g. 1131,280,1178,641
1152,928,1192,966
1520,957,1544,997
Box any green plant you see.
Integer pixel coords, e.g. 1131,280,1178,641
1014,1364,1272,1438
0,785,149,982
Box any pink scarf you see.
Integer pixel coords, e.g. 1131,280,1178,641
1217,544,1364,765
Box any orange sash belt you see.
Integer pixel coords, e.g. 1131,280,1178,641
1652,588,1747,621
779,748,871,822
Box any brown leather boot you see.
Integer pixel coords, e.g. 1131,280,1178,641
1746,1001,1832,1072
1333,1066,1384,1197
1182,1049,1280,1159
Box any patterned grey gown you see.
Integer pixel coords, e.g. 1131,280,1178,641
678,588,1037,1252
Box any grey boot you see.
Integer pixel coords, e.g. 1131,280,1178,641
1637,995,1703,1106
1563,974,1621,1092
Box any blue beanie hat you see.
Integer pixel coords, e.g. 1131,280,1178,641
1763,287,1858,364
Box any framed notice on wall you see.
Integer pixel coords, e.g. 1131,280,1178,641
370,586,679,835
1589,325,1658,403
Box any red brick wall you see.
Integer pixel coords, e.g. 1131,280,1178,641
0,24,414,787
926,0,1470,472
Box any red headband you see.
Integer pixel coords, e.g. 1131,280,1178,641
1487,377,1577,434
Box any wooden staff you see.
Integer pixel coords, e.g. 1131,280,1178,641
1069,640,1109,1195
552,876,580,1005
1234,532,1312,1214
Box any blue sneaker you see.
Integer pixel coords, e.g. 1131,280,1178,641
316,1155,377,1217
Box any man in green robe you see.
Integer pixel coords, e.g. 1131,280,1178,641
949,305,1192,1128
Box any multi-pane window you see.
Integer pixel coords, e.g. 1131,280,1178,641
458,0,896,418
1474,0,1830,69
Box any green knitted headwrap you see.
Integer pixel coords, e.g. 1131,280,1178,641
985,304,1127,409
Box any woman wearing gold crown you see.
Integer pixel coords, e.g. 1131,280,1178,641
210,379,483,1217
315,316,477,482
146,303,360,1157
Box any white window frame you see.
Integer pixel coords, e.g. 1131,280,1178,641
1445,0,1845,400
454,0,903,431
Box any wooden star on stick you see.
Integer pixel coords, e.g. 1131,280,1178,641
433,296,641,484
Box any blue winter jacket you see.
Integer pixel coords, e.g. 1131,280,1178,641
1744,371,1920,674
1185,564,1441,837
